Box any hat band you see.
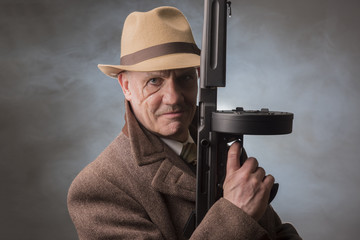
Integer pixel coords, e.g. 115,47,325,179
120,42,200,65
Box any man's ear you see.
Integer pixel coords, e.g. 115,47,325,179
118,72,131,101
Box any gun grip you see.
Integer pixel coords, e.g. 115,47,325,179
269,183,279,204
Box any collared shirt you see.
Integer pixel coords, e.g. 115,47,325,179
161,132,195,156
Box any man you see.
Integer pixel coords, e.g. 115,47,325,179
68,6,301,239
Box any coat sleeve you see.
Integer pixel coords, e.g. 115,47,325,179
190,198,302,240
68,170,302,240
271,207,302,240
68,162,301,240
67,169,166,240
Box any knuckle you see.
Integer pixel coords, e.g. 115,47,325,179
250,176,260,186
248,157,258,166
228,151,239,159
264,175,275,186
267,174,275,183
258,167,265,175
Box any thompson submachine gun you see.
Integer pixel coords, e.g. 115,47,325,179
184,0,294,237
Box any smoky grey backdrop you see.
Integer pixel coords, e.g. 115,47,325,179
1,0,359,239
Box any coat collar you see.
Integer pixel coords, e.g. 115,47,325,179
123,100,166,166
122,101,196,201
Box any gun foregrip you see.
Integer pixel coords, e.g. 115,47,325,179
269,183,279,204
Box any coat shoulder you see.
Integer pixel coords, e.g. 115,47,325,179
68,132,144,195
67,131,169,209
74,133,128,174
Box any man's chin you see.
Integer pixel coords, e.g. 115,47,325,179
159,122,189,142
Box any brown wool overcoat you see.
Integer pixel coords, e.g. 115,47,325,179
68,102,301,240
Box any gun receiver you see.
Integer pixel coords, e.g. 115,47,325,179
183,0,293,238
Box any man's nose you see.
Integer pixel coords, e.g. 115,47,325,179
162,78,183,105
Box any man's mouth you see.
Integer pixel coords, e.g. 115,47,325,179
162,111,184,118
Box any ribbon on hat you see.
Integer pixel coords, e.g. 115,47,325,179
120,42,200,65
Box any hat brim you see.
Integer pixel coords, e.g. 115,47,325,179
98,53,200,79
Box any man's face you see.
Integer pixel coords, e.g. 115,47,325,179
119,68,198,142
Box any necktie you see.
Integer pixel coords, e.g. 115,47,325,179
180,142,197,165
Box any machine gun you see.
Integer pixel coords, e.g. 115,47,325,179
184,0,294,237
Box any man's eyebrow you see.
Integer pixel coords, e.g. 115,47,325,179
176,68,197,76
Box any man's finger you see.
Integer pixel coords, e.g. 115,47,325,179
254,166,266,180
241,157,259,173
226,141,242,175
263,174,275,190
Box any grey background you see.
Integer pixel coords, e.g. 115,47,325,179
1,0,359,239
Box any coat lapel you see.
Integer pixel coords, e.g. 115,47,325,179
152,158,196,202
124,101,166,165
123,101,196,202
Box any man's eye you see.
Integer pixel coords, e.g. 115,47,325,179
186,75,195,80
181,74,197,83
148,78,160,85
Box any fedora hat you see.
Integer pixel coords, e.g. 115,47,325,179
98,6,201,78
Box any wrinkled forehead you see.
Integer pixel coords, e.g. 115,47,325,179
145,67,197,77
125,67,197,78
122,68,198,83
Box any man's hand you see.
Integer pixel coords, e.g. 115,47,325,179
223,142,275,221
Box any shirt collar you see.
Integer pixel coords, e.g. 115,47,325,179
161,133,194,156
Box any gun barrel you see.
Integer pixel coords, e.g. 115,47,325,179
200,0,228,88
